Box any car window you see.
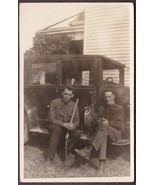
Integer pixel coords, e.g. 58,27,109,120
103,69,120,84
31,62,57,85
61,60,95,86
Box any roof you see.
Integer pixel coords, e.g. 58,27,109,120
37,11,84,35
101,55,126,68
69,12,84,26
36,25,84,35
24,54,125,68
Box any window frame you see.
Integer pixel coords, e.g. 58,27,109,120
29,60,59,87
60,59,97,87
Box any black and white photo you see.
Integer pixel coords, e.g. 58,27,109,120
19,2,134,183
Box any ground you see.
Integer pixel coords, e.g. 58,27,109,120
24,135,130,179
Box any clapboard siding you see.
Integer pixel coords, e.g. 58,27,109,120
103,69,119,83
84,4,133,86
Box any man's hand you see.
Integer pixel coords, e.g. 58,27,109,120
102,118,109,125
63,122,75,131
66,122,75,131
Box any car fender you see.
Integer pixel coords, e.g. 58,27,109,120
24,95,39,129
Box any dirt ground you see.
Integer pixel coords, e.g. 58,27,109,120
24,135,130,179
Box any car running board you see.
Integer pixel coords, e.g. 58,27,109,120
30,127,49,134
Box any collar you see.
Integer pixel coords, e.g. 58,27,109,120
61,98,70,106
106,103,116,108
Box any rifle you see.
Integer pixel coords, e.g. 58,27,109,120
65,99,79,160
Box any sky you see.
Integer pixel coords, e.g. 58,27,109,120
20,3,87,53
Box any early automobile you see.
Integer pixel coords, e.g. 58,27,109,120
24,54,130,144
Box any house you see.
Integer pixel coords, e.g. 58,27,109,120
36,4,133,87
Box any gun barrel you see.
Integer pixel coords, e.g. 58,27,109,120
70,99,79,123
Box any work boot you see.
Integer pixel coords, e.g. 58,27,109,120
74,147,91,160
45,157,55,164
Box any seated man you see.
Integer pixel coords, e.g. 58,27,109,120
74,89,124,173
47,86,81,161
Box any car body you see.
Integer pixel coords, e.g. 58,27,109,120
24,54,130,143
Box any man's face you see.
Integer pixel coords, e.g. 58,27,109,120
104,91,115,105
62,88,73,103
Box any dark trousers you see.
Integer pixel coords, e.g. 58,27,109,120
91,124,121,160
47,124,81,160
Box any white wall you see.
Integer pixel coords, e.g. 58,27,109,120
84,3,134,86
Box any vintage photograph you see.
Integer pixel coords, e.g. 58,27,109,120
19,2,134,183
